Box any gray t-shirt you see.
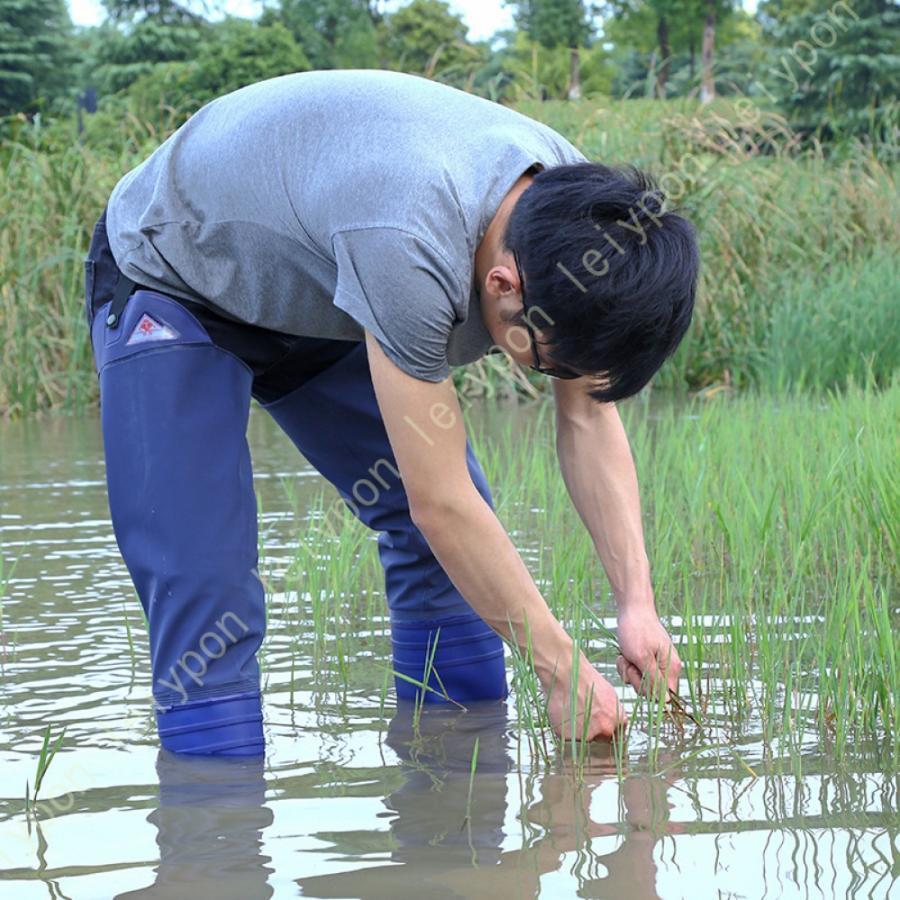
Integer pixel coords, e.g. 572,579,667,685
106,68,588,381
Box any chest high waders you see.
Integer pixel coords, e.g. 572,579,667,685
85,207,507,755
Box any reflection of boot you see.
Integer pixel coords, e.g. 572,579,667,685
116,749,273,900
294,702,511,898
385,702,510,866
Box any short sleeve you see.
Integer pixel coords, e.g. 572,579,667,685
331,227,464,382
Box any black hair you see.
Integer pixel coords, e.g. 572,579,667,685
502,162,700,403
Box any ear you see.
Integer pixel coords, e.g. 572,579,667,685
489,261,519,298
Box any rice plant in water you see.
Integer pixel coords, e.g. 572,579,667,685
24,724,67,820
467,374,898,772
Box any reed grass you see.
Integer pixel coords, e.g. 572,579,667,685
1,99,896,416
473,373,898,770
276,376,896,777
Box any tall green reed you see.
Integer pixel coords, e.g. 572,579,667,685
468,376,898,770
2,99,896,416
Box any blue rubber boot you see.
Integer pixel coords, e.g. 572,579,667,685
260,343,508,705
89,290,266,755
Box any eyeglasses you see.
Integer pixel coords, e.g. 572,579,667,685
512,248,582,380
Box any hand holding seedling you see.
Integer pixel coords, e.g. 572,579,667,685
542,647,628,741
551,381,688,718
367,333,681,741
615,604,682,699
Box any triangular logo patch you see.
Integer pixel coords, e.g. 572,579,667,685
126,313,179,345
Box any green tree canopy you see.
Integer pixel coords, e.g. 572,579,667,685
124,17,310,124
603,0,748,97
0,0,74,116
85,0,208,96
382,0,486,81
770,0,899,141
261,0,381,69
505,0,598,98
508,0,596,48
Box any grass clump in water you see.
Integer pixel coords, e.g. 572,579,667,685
469,375,898,772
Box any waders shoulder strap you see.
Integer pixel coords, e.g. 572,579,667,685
105,271,138,328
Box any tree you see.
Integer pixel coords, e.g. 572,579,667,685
124,17,310,124
101,0,200,25
177,18,310,107
261,0,381,69
0,0,75,116
604,0,734,100
85,0,208,96
769,0,899,142
383,0,486,83
757,0,832,31
699,0,715,101
506,0,597,99
604,0,705,97
485,25,613,101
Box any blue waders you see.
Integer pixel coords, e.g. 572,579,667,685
84,209,507,756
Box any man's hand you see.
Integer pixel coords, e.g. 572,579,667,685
551,380,681,702
543,651,627,740
615,603,682,698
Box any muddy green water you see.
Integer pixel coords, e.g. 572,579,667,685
0,405,896,899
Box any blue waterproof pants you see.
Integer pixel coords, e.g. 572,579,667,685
84,209,507,756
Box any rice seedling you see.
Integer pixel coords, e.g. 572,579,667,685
461,734,482,867
276,486,386,709
389,630,471,741
504,613,555,767
579,598,701,730
263,370,896,790
461,735,480,830
461,375,899,773
24,724,67,820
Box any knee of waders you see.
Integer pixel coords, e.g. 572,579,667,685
391,612,508,705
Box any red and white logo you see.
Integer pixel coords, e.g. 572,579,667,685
126,313,179,346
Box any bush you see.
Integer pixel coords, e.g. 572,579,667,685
1,96,897,416
763,247,899,391
124,18,311,127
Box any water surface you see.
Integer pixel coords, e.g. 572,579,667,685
0,405,896,898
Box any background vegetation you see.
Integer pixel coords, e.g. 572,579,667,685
0,0,897,416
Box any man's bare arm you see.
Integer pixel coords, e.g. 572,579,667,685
364,330,625,738
552,376,682,696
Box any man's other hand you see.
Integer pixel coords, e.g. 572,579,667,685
543,652,628,741
615,605,682,698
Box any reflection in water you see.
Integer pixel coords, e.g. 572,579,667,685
115,702,678,900
117,752,274,899
105,699,899,899
1,409,898,899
